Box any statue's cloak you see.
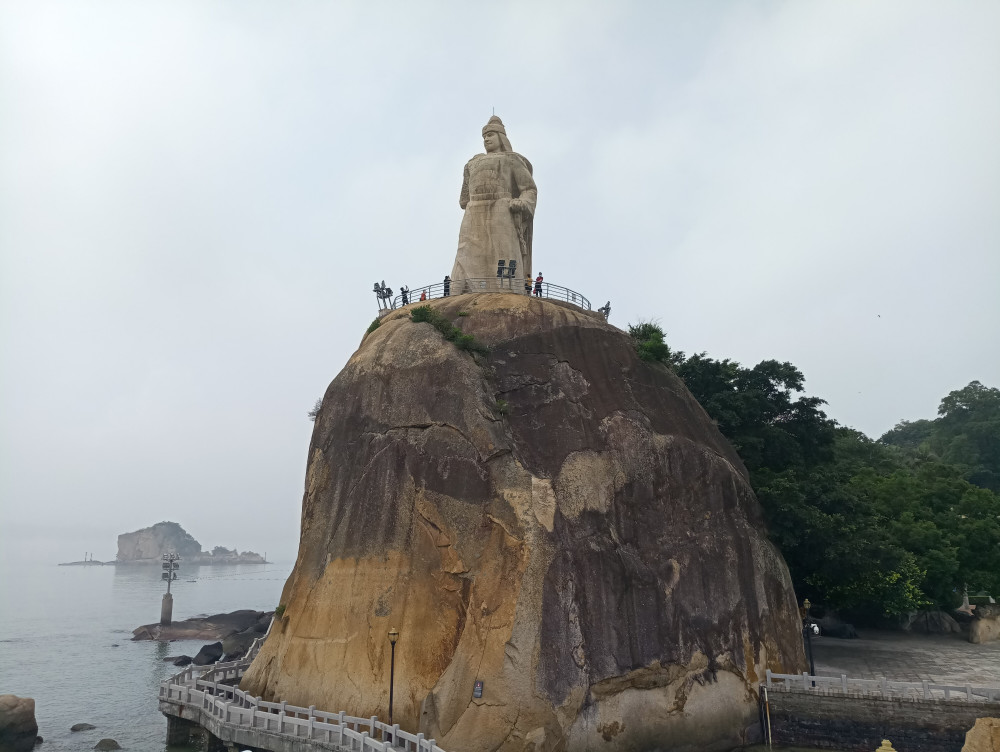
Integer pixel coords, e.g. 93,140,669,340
451,151,536,292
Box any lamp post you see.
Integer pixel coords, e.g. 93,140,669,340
387,628,399,728
800,598,816,678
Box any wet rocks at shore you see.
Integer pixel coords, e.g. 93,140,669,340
136,609,272,667
131,609,271,642
93,739,121,750
70,723,96,732
0,695,39,752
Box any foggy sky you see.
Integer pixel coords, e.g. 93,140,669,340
1,0,998,565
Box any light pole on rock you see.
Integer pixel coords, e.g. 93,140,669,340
160,553,180,626
387,627,399,727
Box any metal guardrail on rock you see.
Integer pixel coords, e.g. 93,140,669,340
376,278,592,312
160,636,448,752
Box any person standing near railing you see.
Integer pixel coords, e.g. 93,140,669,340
420,290,427,302
443,276,451,297
533,273,543,297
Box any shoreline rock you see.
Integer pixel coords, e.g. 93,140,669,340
133,609,272,646
0,695,39,752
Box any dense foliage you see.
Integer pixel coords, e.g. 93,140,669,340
881,381,1000,493
630,322,1000,619
411,305,488,354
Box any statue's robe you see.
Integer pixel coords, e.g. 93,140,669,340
451,151,536,293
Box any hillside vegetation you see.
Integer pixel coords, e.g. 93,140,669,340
630,322,1000,620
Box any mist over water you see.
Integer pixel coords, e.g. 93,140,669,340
0,561,291,751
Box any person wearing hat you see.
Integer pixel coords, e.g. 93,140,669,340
450,115,537,294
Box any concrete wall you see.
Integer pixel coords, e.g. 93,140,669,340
764,689,1000,752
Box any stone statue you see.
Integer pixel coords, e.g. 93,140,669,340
450,116,536,293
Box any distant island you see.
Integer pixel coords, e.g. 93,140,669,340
58,521,268,566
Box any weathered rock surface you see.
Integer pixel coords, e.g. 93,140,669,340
193,642,224,666
70,723,96,732
240,294,805,752
132,609,271,641
971,605,1000,645
116,521,202,561
0,695,39,752
93,739,121,751
964,718,1000,752
905,610,962,634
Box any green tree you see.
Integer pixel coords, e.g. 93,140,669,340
630,321,1000,617
882,381,1000,493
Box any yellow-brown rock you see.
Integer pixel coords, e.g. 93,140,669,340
240,294,805,751
964,718,1000,752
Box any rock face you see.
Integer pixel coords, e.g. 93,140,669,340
970,605,1000,644
240,294,805,752
964,718,1000,752
0,695,38,752
116,521,202,561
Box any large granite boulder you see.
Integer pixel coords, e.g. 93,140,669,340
240,294,805,751
0,695,38,752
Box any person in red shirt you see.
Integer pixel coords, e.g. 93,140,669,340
420,290,427,302
533,273,543,296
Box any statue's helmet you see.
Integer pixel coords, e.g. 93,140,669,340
482,115,513,152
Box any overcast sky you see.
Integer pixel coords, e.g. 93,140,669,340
1,1,998,565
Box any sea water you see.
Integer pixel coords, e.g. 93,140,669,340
0,561,292,751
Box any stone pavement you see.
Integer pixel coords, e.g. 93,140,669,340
811,629,1000,686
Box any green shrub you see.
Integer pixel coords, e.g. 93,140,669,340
411,306,488,354
496,399,509,415
458,311,470,317
366,318,381,334
628,321,683,367
274,604,286,619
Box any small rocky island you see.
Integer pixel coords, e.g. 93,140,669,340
116,522,266,565
58,522,267,566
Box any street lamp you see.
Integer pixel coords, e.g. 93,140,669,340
387,628,399,728
800,598,816,678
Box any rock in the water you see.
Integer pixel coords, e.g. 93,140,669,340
192,642,223,666
963,718,1000,752
94,739,121,751
70,723,96,731
221,630,259,661
0,695,39,752
132,609,271,641
34,735,42,745
239,294,805,752
171,656,193,666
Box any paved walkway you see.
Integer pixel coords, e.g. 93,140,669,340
812,629,1000,686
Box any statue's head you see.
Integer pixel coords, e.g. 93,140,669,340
482,115,512,153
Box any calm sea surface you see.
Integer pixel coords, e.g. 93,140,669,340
0,561,292,751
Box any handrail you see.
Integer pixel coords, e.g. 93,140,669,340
764,669,1000,702
381,278,591,312
160,643,449,752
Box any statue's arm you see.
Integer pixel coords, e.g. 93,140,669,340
510,160,537,215
459,163,470,210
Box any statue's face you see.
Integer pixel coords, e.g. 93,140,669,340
483,130,501,153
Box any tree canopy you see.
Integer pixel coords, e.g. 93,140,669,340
630,322,1000,619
